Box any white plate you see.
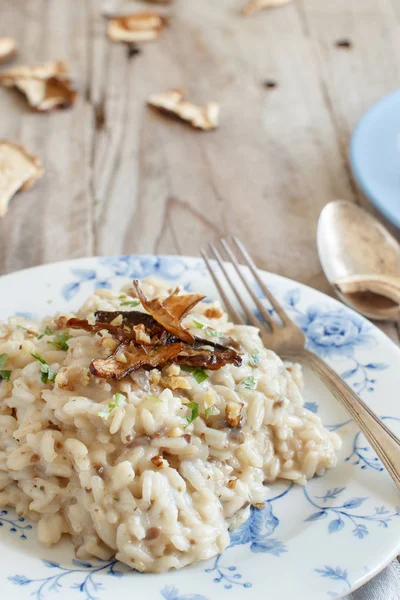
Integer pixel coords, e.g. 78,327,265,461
0,255,399,600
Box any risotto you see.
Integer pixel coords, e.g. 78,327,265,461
0,278,341,572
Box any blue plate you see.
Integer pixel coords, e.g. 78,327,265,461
350,89,400,228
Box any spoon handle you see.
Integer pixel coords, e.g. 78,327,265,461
304,349,400,491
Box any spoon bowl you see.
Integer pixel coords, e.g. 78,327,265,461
317,200,400,320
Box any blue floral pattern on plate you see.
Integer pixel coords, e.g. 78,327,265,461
0,510,32,539
1,254,399,600
303,487,400,539
285,290,388,393
315,565,352,598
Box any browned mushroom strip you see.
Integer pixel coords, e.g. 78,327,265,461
132,280,199,344
163,291,205,320
65,317,135,343
90,342,186,380
93,310,242,363
175,344,242,369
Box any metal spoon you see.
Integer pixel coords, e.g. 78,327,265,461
317,200,400,321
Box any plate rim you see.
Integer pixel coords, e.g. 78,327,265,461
349,88,400,229
0,253,399,600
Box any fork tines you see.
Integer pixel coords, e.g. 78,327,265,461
201,236,290,330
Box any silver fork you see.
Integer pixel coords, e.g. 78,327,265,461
201,236,400,492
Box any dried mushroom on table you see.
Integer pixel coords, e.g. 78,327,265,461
241,0,293,16
0,37,17,64
0,141,43,217
148,89,220,131
108,11,167,43
0,59,77,111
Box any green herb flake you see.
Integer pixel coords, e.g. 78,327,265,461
37,325,54,340
192,319,222,338
118,295,127,300
242,376,257,390
0,370,11,381
186,402,199,426
205,406,217,419
146,394,162,402
0,354,9,369
181,365,209,384
97,410,111,419
16,325,29,332
31,353,56,384
47,331,71,351
193,368,209,384
98,392,127,419
113,497,120,502
249,349,260,367
121,300,140,308
180,365,194,373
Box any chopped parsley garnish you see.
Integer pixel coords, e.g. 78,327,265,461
120,298,140,308
0,354,11,381
113,497,119,502
242,376,257,390
192,319,222,337
146,394,162,402
16,325,29,332
98,392,127,419
31,353,56,384
180,365,209,384
47,331,71,351
37,326,54,340
205,406,217,419
249,349,260,367
185,402,199,426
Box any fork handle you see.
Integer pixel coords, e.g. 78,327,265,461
301,350,400,492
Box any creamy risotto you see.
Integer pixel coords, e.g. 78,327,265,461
0,278,341,572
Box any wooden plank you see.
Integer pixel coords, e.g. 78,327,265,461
92,0,355,295
0,0,398,347
0,0,94,275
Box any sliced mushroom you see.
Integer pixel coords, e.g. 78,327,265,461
90,341,186,380
147,89,220,131
0,59,77,112
133,280,202,344
0,141,44,217
241,0,293,16
0,37,17,64
63,281,242,380
108,11,167,43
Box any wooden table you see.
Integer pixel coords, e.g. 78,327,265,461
0,1,399,593
3,0,399,339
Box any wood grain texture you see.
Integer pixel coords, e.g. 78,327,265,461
0,0,399,340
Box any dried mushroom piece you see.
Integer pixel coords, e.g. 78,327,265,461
90,342,186,380
63,281,242,380
108,11,167,43
0,37,17,64
90,337,241,380
0,141,43,217
133,280,204,344
0,59,77,112
148,89,220,131
241,0,293,16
